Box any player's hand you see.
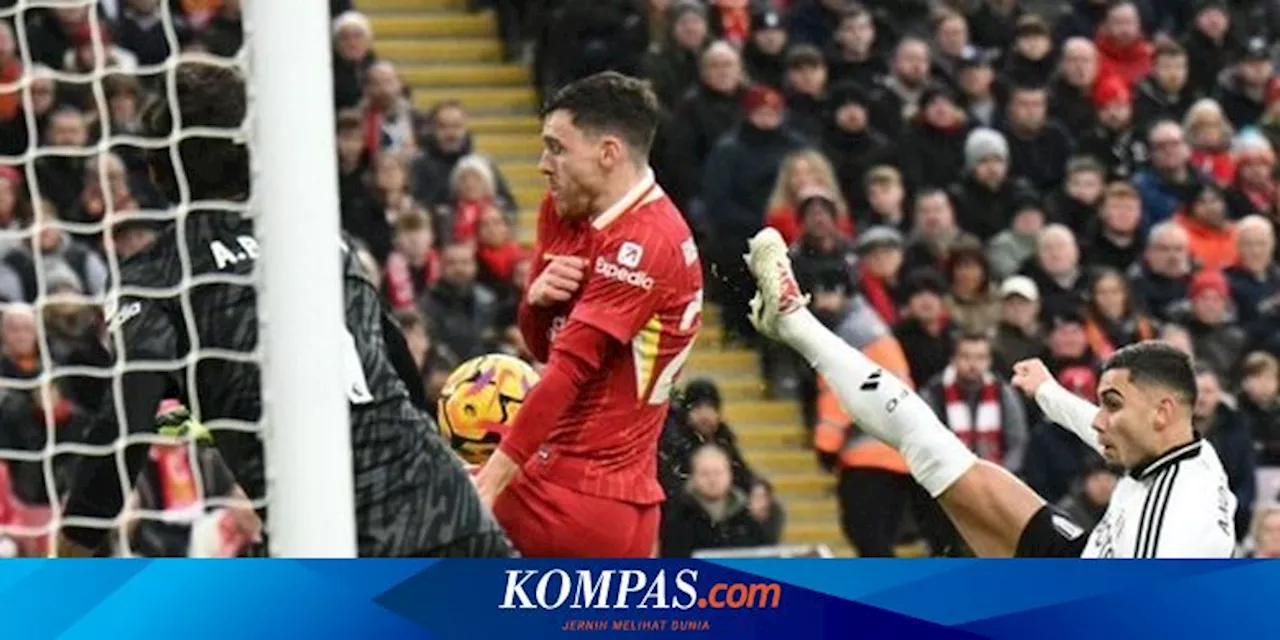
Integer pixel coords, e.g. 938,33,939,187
1011,359,1054,398
527,256,587,307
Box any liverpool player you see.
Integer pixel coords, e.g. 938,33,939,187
474,72,704,557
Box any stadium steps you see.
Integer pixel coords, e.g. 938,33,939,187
365,0,853,555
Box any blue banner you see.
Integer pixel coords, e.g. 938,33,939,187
3,560,1277,639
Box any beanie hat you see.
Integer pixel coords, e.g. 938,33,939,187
670,0,707,23
964,127,1009,171
1189,269,1230,299
743,84,785,114
1093,74,1132,109
682,378,722,412
1232,130,1276,166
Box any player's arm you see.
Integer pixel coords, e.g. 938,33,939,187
1144,475,1236,558
58,297,177,556
1011,359,1104,455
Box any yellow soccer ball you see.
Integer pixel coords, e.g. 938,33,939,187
437,353,540,465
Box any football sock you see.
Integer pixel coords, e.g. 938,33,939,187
778,308,976,498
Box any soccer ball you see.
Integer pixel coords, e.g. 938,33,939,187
437,353,540,465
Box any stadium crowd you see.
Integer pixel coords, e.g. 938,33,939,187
0,0,1278,559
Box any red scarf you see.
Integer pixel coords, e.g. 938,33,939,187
452,199,489,243
718,7,751,46
1191,149,1235,187
940,366,1004,464
0,59,21,121
858,264,897,325
384,248,439,311
477,241,524,284
1243,182,1277,213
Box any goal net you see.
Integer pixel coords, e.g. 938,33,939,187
0,0,354,557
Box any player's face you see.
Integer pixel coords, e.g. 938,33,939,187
539,109,610,219
1093,369,1171,468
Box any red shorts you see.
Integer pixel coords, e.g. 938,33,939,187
493,474,660,558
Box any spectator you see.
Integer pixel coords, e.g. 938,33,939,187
660,41,746,212
991,275,1042,375
782,45,830,144
1225,133,1277,219
1046,156,1105,236
764,150,851,246
445,154,504,245
857,165,907,231
1083,268,1156,360
475,207,522,295
1055,0,1129,44
0,384,89,507
895,268,955,389
823,82,892,211
867,37,932,137
949,127,1035,242
384,208,439,313
1094,1,1152,86
1000,84,1073,193
702,84,807,342
115,0,170,67
1184,99,1236,187
1226,216,1280,327
1216,37,1273,130
1176,182,1238,271
921,331,1029,472
35,107,90,214
743,9,788,90
0,201,107,303
1238,352,1280,500
395,309,431,371
413,101,516,214
967,0,1025,53
1194,366,1257,541
658,379,755,499
854,226,905,325
957,48,1000,128
201,0,245,57
1133,39,1198,132
1256,80,1280,161
549,0,647,85
1082,181,1144,272
331,10,377,110
100,74,148,169
825,6,885,91
361,61,425,158
1020,224,1088,321
424,242,500,361
76,152,145,235
660,444,767,558
707,0,753,48
1178,269,1247,382
372,152,419,228
1054,459,1118,530
1252,507,1280,558
1181,0,1240,95
1049,38,1100,134
747,479,784,545
1043,310,1100,401
930,9,971,92
335,109,388,262
1130,221,1194,320
1134,120,1204,225
899,85,971,191
902,189,967,274
987,197,1045,280
1159,322,1196,357
787,0,853,48
944,238,999,334
1078,75,1144,181
0,166,24,235
0,303,39,380
0,22,19,129
642,0,709,111
1001,14,1056,88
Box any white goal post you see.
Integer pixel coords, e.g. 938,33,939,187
247,0,356,558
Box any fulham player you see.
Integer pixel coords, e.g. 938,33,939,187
744,227,1235,558
474,72,704,557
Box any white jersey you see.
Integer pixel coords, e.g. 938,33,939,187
1080,438,1236,558
1034,382,1237,558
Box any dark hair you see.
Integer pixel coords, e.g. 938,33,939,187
336,108,363,134
785,44,825,70
1087,267,1134,318
1009,83,1048,98
914,187,950,209
141,62,248,201
1101,341,1198,408
394,309,425,332
1153,38,1187,60
955,329,991,349
429,99,465,123
945,237,990,293
541,71,660,160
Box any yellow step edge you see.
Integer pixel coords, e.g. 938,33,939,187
370,13,494,38
414,87,537,112
687,349,756,372
722,400,800,424
476,136,543,158
472,114,542,135
362,0,467,10
379,38,501,63
402,64,530,88
784,500,840,520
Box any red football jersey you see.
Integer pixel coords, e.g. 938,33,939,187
523,173,703,504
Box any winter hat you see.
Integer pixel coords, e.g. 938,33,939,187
797,192,839,222
964,127,1009,171
751,8,783,32
855,226,904,255
682,378,722,412
903,268,948,299
919,83,959,111
1243,36,1271,62
1093,74,1132,109
829,81,870,108
332,10,374,38
1189,269,1230,299
743,84,785,114
1232,130,1276,166
670,0,708,23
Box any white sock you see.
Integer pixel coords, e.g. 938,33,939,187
779,309,977,497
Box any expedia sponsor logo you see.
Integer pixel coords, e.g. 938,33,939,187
595,256,654,290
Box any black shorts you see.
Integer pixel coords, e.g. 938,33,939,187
1015,505,1091,558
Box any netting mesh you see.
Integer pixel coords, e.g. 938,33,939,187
0,0,264,556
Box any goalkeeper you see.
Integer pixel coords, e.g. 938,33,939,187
59,62,512,558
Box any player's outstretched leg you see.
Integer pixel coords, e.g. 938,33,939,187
745,229,1053,557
